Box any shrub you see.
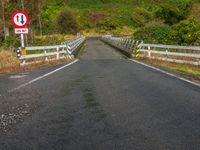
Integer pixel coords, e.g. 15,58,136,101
155,0,192,25
97,18,118,31
170,17,200,45
41,5,62,34
131,7,153,27
134,17,200,46
56,8,79,34
134,25,171,44
2,36,19,48
0,49,20,70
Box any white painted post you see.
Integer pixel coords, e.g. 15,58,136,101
166,49,169,57
22,59,26,65
20,34,25,65
125,39,128,47
130,41,135,50
21,34,25,48
45,50,48,61
128,40,132,49
126,40,129,48
56,47,59,60
148,46,151,58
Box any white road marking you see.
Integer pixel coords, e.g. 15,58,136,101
9,75,27,79
128,59,200,88
9,59,79,92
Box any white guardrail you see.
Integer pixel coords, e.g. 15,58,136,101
17,36,85,65
102,36,200,66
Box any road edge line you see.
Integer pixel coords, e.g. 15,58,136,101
9,59,79,92
128,58,200,88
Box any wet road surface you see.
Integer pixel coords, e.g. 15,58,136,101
0,39,200,150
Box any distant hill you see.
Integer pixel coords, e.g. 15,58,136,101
41,0,161,34
41,0,199,34
1,0,200,46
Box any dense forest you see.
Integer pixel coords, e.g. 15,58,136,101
1,0,200,47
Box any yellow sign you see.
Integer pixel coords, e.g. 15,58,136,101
21,48,27,56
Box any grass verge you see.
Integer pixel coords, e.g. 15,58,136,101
137,57,200,82
0,49,72,74
0,49,20,73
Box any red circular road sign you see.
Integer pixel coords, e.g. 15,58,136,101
11,10,29,28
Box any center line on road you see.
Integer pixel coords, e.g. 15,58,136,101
128,58,200,88
9,59,79,92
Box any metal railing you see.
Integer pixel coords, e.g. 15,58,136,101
101,36,136,53
102,36,200,65
61,37,85,55
18,36,85,65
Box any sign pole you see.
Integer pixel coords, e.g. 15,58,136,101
21,34,25,47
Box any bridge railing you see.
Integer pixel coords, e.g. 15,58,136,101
102,36,200,66
18,36,85,65
140,44,200,65
101,36,135,52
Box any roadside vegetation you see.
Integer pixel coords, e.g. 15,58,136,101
0,48,71,74
137,57,200,81
1,0,200,47
0,49,20,73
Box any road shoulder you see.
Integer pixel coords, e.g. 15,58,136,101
129,58,200,88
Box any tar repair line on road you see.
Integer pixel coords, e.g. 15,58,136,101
9,59,79,93
128,59,200,88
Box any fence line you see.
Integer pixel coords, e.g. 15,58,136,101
101,36,200,66
18,36,85,65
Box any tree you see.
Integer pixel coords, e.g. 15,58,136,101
56,8,79,34
155,0,192,25
170,17,200,45
131,7,153,27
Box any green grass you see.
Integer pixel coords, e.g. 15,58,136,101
168,65,200,75
138,57,200,80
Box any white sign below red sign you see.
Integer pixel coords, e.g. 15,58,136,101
15,28,28,34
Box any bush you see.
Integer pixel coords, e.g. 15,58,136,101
170,17,200,45
77,11,93,30
41,6,60,34
2,36,19,48
134,17,200,46
155,0,192,25
0,50,20,70
56,8,79,34
97,18,118,31
134,25,171,44
131,7,153,27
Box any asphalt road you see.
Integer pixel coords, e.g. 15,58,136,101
0,38,200,150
